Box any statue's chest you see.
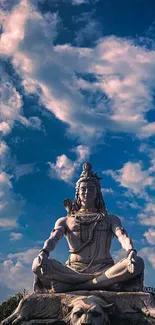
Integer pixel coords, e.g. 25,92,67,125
66,214,109,244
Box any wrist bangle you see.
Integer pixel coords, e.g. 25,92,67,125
127,249,137,257
39,249,49,257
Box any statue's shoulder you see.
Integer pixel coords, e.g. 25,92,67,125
54,216,67,230
107,213,121,227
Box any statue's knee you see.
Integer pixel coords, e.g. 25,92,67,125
32,257,40,275
135,256,145,273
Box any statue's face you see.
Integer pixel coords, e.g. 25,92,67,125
79,181,97,207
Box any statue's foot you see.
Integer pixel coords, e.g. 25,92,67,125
51,281,75,293
33,275,51,293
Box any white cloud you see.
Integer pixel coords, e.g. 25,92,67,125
72,0,88,4
10,232,23,241
0,0,30,56
144,228,155,245
0,140,33,230
105,161,154,194
138,247,155,269
0,259,33,293
0,248,39,293
48,155,77,183
0,121,11,135
73,145,90,161
0,171,24,230
0,72,23,135
112,248,126,263
27,116,43,130
48,145,90,183
8,248,39,264
101,188,114,195
0,142,10,168
137,247,155,287
139,203,155,226
13,163,35,180
140,122,155,138
0,218,18,229
1,1,155,142
75,18,101,46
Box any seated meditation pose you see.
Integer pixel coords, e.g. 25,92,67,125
32,162,144,293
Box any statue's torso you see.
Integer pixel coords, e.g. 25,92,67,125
65,213,114,265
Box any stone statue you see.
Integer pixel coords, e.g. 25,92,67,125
32,162,144,293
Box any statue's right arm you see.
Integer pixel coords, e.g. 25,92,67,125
42,217,66,256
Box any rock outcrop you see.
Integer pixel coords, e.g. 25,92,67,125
1,291,155,325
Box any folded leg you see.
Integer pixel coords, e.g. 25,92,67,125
32,257,94,292
74,256,144,290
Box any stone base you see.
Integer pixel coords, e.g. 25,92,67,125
64,290,155,318
110,313,155,325
21,321,65,325
21,317,155,325
1,291,155,325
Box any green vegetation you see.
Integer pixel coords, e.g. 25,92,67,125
0,290,27,322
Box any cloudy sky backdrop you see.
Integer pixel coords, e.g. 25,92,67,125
0,0,155,302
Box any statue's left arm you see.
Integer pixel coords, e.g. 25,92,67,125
110,214,139,273
110,214,135,253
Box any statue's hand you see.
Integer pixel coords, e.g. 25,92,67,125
127,250,137,274
38,251,49,276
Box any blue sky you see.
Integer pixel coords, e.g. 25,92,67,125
0,0,155,302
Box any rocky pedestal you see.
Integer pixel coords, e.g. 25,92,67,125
1,291,155,325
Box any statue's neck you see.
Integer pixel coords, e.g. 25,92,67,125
80,202,96,211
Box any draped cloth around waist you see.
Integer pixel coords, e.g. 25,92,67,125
65,258,114,275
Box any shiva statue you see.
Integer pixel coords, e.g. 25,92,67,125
32,162,144,293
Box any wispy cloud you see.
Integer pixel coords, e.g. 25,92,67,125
74,12,102,46
10,232,23,241
103,161,154,194
13,163,35,181
139,203,155,226
112,248,126,263
0,142,11,168
0,70,22,135
103,159,155,227
139,247,155,269
48,145,90,183
144,228,155,245
0,171,24,230
72,0,89,5
101,187,114,195
8,248,39,264
0,140,25,230
1,0,155,145
0,248,39,293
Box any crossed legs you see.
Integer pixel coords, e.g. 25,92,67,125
32,256,144,292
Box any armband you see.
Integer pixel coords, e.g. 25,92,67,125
39,249,49,257
120,227,128,236
127,248,137,257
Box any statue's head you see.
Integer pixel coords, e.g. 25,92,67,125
74,162,107,213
